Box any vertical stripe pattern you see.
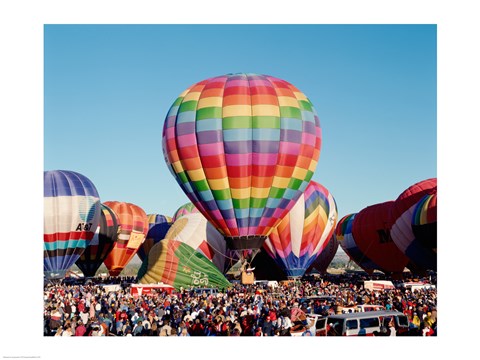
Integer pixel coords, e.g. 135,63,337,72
263,181,337,278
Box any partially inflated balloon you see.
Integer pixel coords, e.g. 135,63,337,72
391,179,437,270
103,201,148,276
352,202,409,274
165,213,226,272
162,73,322,253
263,181,337,278
137,239,231,290
44,170,101,279
412,193,437,253
335,214,378,274
76,204,119,277
310,234,339,274
172,202,200,222
137,214,173,262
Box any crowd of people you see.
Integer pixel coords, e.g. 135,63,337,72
43,272,437,337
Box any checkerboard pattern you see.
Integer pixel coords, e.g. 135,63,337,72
163,73,321,249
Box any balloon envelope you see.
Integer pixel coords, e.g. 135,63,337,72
103,201,148,276
310,234,339,274
172,202,200,222
137,239,231,290
352,201,409,274
137,214,173,262
44,170,101,279
335,213,379,273
165,212,227,272
412,192,437,252
263,181,337,278
76,204,119,277
391,179,437,271
162,73,322,252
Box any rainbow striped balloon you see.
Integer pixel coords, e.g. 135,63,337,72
391,178,437,271
412,192,437,254
163,73,321,251
263,181,337,278
44,170,101,279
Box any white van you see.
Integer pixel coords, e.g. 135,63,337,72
337,304,386,314
289,314,327,337
326,310,409,336
254,280,279,288
401,282,436,292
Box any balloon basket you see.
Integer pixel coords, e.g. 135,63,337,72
241,271,255,285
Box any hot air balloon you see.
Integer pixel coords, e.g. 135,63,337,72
103,201,148,276
165,211,226,272
310,234,339,274
391,179,437,271
172,202,200,221
137,239,231,290
162,73,322,265
335,214,379,274
44,170,101,279
263,181,337,278
412,192,437,253
137,214,173,262
75,204,119,277
352,201,409,275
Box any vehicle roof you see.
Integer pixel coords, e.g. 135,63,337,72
327,310,406,319
302,295,336,301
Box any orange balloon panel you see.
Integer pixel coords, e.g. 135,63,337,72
103,201,148,276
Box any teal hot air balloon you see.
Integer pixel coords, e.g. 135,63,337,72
44,170,101,279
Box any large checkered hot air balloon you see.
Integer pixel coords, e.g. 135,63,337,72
162,73,321,263
44,170,101,279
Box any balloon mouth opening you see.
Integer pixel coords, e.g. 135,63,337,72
225,236,266,250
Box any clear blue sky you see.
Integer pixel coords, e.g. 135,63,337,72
44,24,436,221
